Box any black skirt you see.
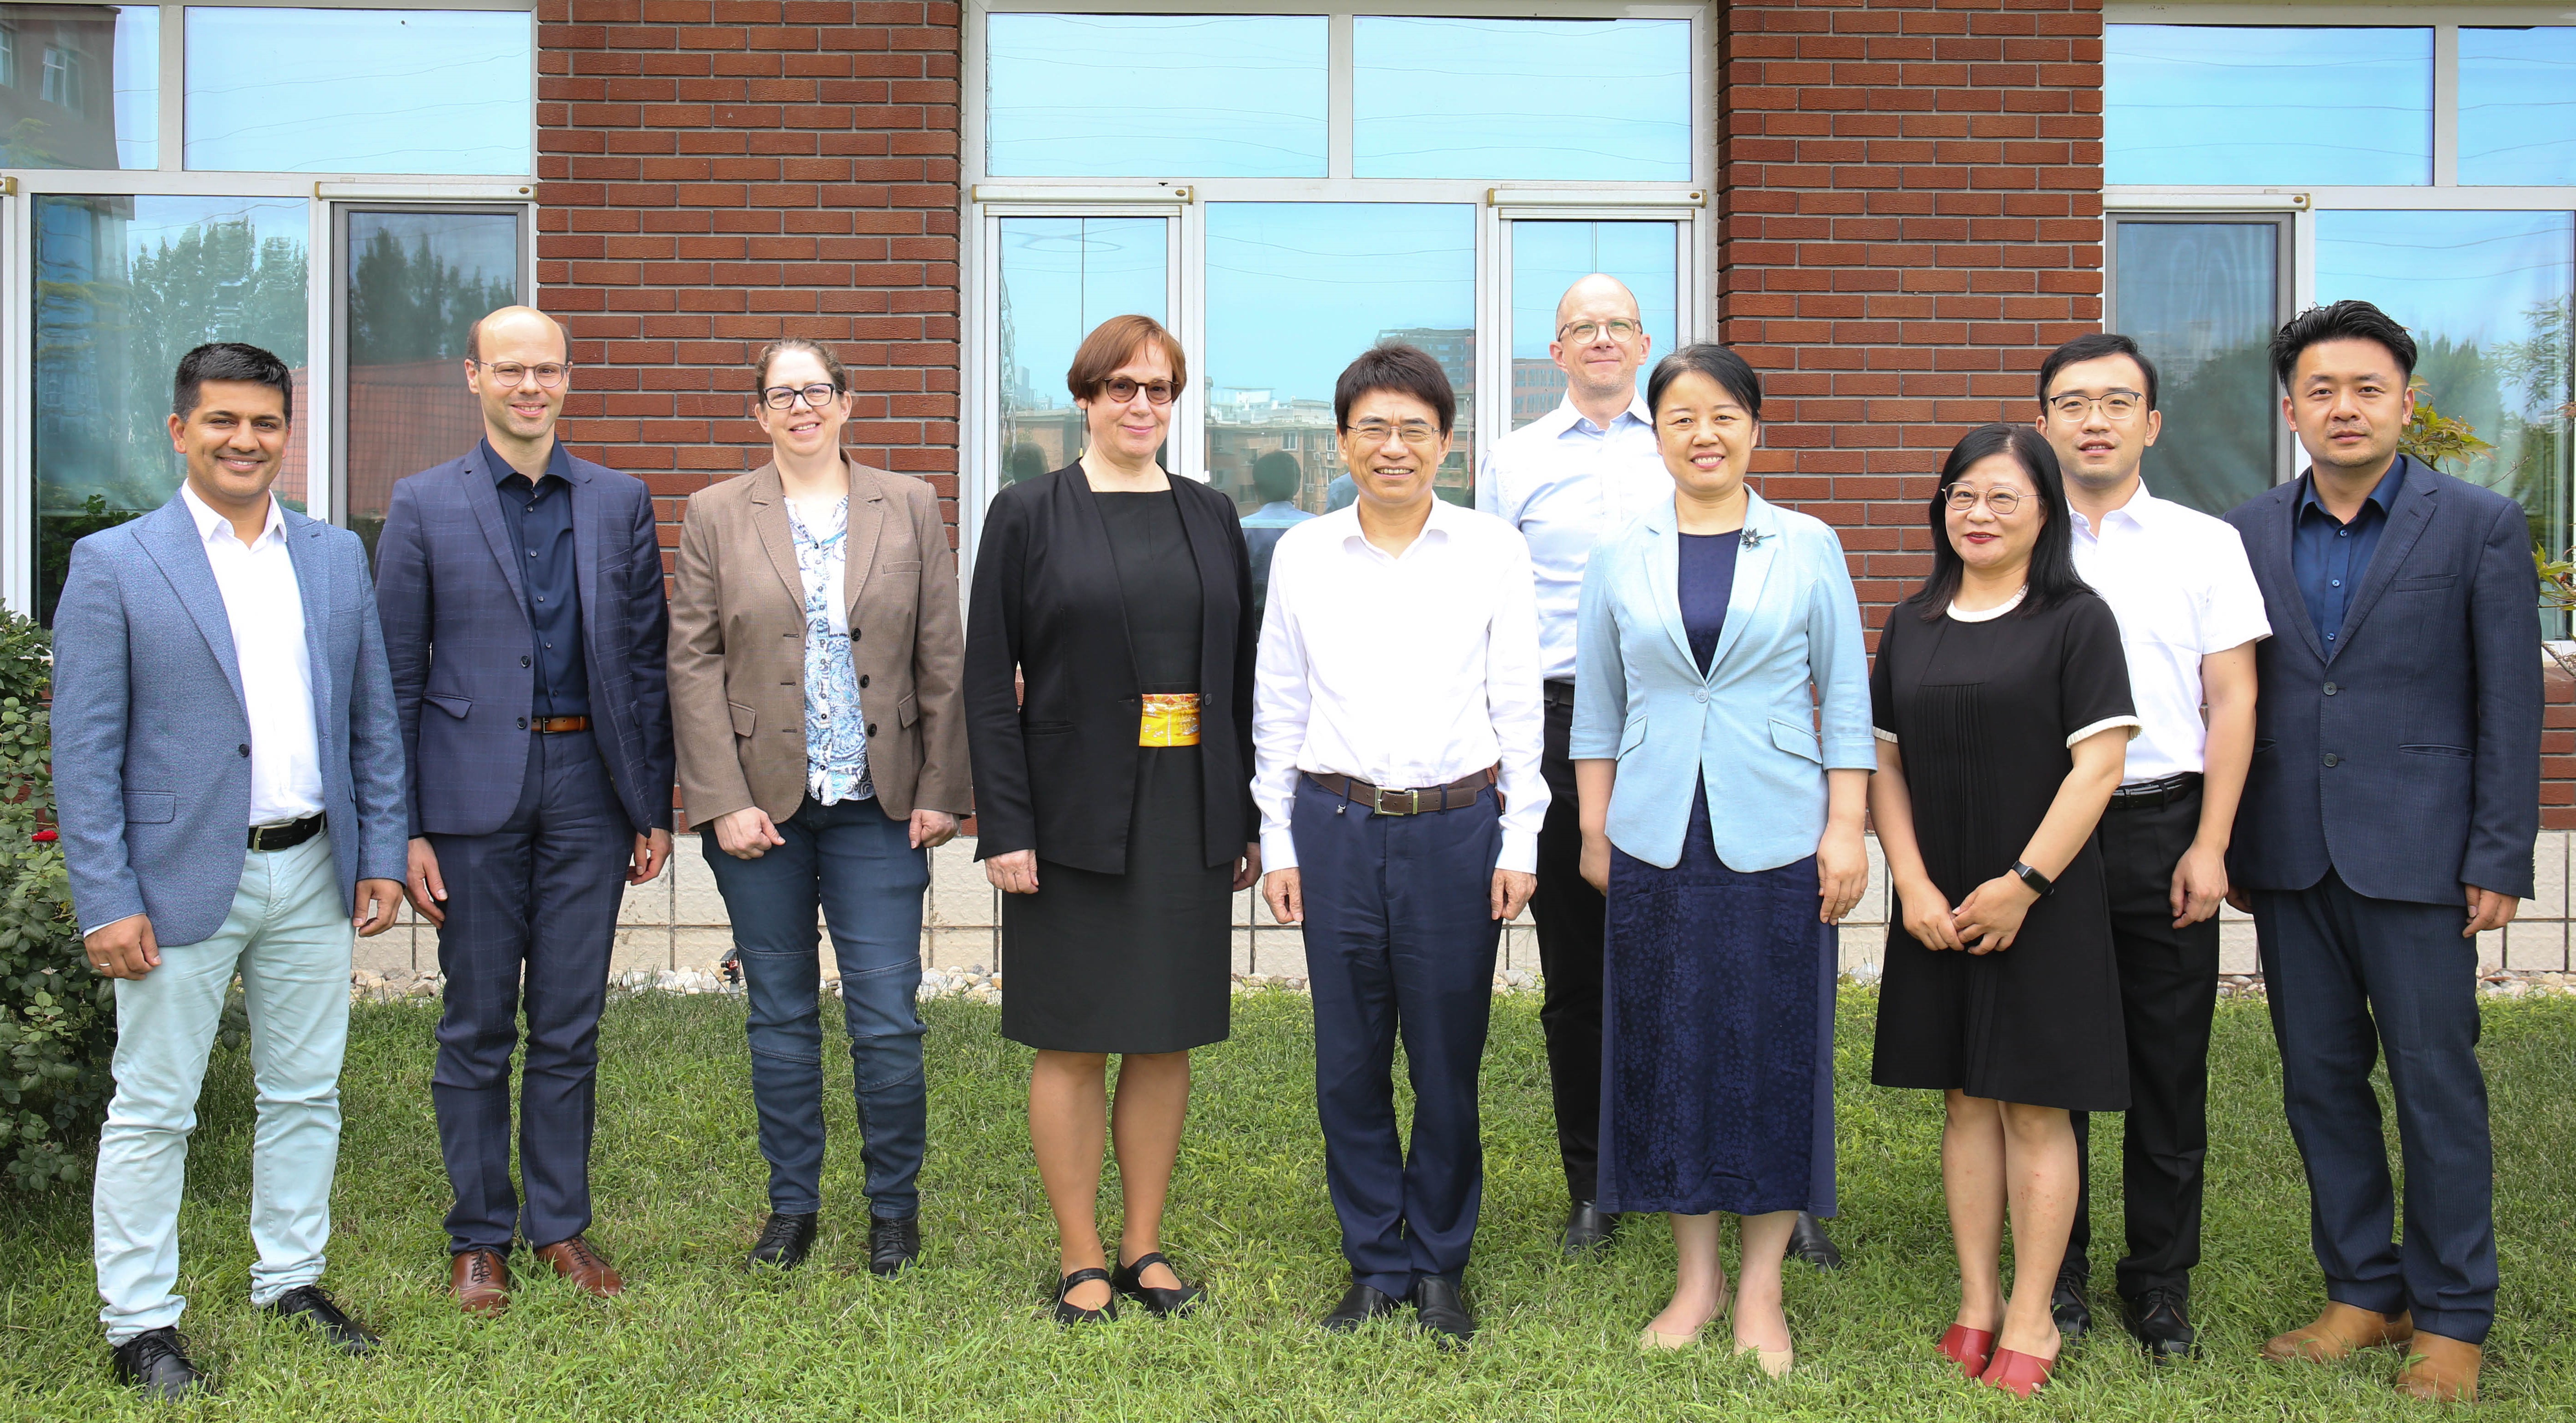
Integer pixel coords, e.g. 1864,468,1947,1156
999,743,1233,1054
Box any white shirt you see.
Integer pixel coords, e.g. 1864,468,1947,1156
1476,394,1668,682
181,484,325,825
2068,481,2271,784
1253,500,1551,873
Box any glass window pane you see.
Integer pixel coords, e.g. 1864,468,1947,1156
0,4,157,169
2111,219,2283,516
997,217,1168,488
2105,25,2432,185
184,9,531,174
1205,203,1476,512
985,14,1325,178
1508,221,1677,429
2317,211,2575,580
342,210,522,556
34,195,310,622
1355,17,1689,181
2460,27,2576,186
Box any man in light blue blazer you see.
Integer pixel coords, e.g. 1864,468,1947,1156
53,343,409,1400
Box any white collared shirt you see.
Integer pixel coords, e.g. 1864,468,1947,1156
181,484,324,825
1476,394,1668,682
1253,499,1551,873
2067,481,2271,784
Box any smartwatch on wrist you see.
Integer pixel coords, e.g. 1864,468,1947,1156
2010,861,2055,897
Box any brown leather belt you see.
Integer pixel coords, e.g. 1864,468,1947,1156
1306,767,1497,816
248,813,325,852
534,715,591,734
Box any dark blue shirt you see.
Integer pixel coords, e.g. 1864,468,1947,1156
487,439,588,719
1678,531,1741,676
2291,457,2407,651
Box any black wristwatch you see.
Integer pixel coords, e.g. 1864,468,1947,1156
2010,861,2056,897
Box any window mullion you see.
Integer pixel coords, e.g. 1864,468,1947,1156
158,3,183,171
2433,22,2459,187
1327,12,1354,181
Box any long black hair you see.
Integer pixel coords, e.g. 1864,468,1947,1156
1908,422,2092,622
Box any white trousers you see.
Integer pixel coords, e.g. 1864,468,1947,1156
93,831,351,1342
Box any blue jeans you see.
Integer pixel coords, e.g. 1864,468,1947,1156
704,796,930,1217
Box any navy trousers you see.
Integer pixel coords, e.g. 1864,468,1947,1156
1294,774,1503,1300
2253,871,2496,1344
703,796,930,1219
430,728,635,1254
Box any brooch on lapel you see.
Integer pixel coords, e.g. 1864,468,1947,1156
1740,528,1771,550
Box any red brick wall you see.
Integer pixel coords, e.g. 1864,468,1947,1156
536,0,964,544
1716,0,2103,615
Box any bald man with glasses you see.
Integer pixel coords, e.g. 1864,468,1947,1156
1478,276,1842,1266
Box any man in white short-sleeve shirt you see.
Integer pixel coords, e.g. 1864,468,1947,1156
2037,333,2270,1363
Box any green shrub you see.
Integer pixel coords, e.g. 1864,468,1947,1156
0,605,114,1190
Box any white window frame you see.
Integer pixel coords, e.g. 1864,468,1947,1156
2102,4,2576,490
959,0,1715,569
0,0,539,615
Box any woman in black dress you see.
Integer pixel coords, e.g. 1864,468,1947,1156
964,315,1260,1325
1867,424,2137,1398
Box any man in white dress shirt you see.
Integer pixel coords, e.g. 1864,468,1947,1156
52,343,408,1398
1476,274,1844,1266
2036,332,2270,1362
1258,343,1547,1347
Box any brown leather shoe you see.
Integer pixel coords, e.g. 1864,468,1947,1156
2262,1302,2414,1363
2395,1332,2482,1403
532,1235,624,1298
450,1249,511,1318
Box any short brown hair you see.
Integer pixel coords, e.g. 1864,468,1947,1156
1066,314,1187,403
753,337,847,395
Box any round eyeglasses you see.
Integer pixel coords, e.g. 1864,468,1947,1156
1943,485,2026,517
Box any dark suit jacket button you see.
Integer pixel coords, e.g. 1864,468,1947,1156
238,744,251,758
2323,752,2340,767
518,717,529,730
2323,681,2337,695
522,655,532,667
866,723,878,736
852,628,861,642
859,674,869,688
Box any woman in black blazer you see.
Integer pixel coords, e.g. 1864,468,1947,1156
964,314,1259,1325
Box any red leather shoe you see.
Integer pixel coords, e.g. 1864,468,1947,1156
1937,1325,1996,1379
1978,1346,2057,1398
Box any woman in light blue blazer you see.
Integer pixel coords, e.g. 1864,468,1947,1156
1571,343,1874,1373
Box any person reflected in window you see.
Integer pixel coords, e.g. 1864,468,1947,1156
2222,300,2539,1405
666,338,969,1278
1007,442,1052,486
1239,449,1315,629
1570,344,1872,1375
1256,344,1547,1348
964,314,1260,1325
1868,424,2140,1399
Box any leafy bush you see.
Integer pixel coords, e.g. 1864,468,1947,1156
0,605,114,1189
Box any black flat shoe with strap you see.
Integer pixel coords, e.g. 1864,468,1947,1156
1111,1252,1207,1318
1053,1267,1120,1326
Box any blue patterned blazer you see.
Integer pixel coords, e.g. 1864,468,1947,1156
51,491,409,945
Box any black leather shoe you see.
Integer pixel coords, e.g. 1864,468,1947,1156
1319,1281,1403,1333
1786,1211,1845,1270
2123,1287,2199,1361
2052,1270,2093,1342
1053,1267,1119,1325
1111,1251,1206,1317
866,1214,920,1277
262,1284,379,1357
749,1211,817,1271
110,1326,211,1401
1409,1275,1475,1348
1560,1200,1619,1256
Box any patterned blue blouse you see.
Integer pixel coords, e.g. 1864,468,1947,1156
786,496,873,805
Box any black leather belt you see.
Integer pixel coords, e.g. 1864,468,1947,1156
248,813,325,852
1307,768,1497,816
1543,680,1577,709
2108,772,2200,812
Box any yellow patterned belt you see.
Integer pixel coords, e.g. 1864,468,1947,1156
1139,693,1201,747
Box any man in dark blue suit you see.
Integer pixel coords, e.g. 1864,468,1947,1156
374,306,675,1316
2223,300,2539,1404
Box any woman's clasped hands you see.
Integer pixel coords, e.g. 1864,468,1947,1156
1895,870,2041,954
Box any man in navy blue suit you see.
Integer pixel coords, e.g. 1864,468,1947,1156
374,306,675,1316
2223,300,2539,1404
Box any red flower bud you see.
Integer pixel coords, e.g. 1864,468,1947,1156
31,828,57,843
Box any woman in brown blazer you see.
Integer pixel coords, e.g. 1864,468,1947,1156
668,338,969,1277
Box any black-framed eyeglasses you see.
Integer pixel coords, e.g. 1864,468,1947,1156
476,360,571,389
2045,389,2146,421
1097,377,1177,406
762,383,843,410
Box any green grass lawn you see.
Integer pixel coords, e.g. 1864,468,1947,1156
2,988,2571,1420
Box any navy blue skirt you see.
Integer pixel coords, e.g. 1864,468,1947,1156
1596,786,1837,1218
